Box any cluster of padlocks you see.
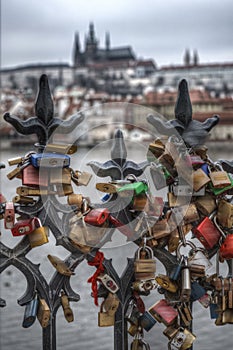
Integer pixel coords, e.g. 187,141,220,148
1,132,233,349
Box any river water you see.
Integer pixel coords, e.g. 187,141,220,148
0,142,232,350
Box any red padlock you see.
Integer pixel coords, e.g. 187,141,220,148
11,217,37,236
220,234,233,259
84,208,110,226
192,215,221,249
4,202,15,229
148,299,178,326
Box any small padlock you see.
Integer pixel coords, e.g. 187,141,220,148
152,218,172,240
134,246,156,281
198,293,211,308
97,273,119,293
139,311,157,332
37,298,50,328
98,300,115,327
163,325,179,340
148,299,178,326
49,167,72,185
47,255,75,276
195,193,217,217
190,281,206,301
46,143,77,154
132,279,157,293
61,291,74,323
13,195,35,204
8,156,25,166
30,153,70,168
209,294,219,319
168,327,187,349
67,193,83,208
16,186,52,196
71,170,92,186
155,274,178,293
192,168,211,192
180,257,191,302
189,264,206,278
4,202,15,229
125,300,141,325
22,164,48,187
102,293,120,316
56,183,73,196
11,217,37,236
28,218,49,248
192,213,221,249
209,173,233,196
209,169,231,188
188,247,212,272
147,139,165,159
84,208,110,226
217,199,233,229
180,328,196,350
22,294,39,328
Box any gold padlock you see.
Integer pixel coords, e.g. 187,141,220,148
181,328,196,350
102,293,120,316
195,194,217,216
98,301,115,327
46,143,77,154
152,219,172,240
56,183,73,196
209,170,231,188
47,255,75,276
50,168,72,185
167,192,187,207
72,170,92,186
193,168,210,192
37,299,50,328
28,225,49,248
8,156,24,166
134,246,156,281
13,195,35,204
61,291,74,323
67,194,83,208
148,138,165,158
7,166,23,180
155,274,178,293
217,199,233,228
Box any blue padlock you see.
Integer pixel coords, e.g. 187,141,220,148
201,163,209,175
139,311,157,332
22,295,39,328
210,303,219,319
101,193,111,202
30,153,70,168
190,281,206,301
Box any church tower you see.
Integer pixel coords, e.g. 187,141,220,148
85,22,98,56
73,32,81,67
184,48,191,66
105,31,110,51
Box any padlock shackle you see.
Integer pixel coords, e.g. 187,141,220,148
176,241,196,260
213,216,226,239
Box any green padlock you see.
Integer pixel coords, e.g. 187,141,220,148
117,181,148,196
209,173,233,196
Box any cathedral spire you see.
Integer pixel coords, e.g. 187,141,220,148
184,48,190,66
105,31,110,51
193,49,199,66
73,31,81,67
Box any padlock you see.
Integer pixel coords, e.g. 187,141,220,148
84,208,110,226
7,163,29,180
67,193,83,208
172,204,199,225
139,311,157,332
192,168,210,192
155,275,178,293
46,143,77,154
56,183,73,196
49,167,72,185
163,325,179,340
11,217,36,236
16,186,52,196
97,273,119,293
189,264,206,278
167,229,180,253
8,156,25,166
102,293,120,316
147,139,165,159
68,231,91,253
167,192,188,208
198,293,211,308
180,328,196,350
61,291,74,323
180,257,191,302
128,324,140,337
82,219,108,246
30,153,70,168
190,281,206,301
22,164,48,187
158,152,177,178
193,145,208,160
192,213,221,249
220,234,233,259
177,303,193,326
131,334,151,350
134,246,156,281
188,248,212,272
221,308,233,324
37,298,50,328
152,219,172,240
132,194,148,211
217,199,233,228
4,202,15,229
28,218,49,248
117,181,148,197
71,170,92,186
68,218,91,253
22,294,39,328
47,255,75,276
145,196,164,217
209,173,233,196
148,299,178,326
209,295,219,319
190,155,205,167
98,300,115,327
168,327,187,349
195,193,217,216
132,279,157,293
13,195,35,204
125,300,141,325
209,169,231,188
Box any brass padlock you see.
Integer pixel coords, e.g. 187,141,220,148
17,186,52,196
8,156,25,166
217,199,233,229
152,218,172,240
47,255,75,276
209,170,231,188
180,327,196,350
13,195,35,204
56,183,73,196
98,301,115,327
102,293,120,316
37,298,50,328
61,291,74,323
72,170,92,186
155,274,178,293
46,143,77,154
27,218,49,248
192,168,210,192
195,193,217,216
50,167,72,185
134,246,156,281
147,138,165,159
67,194,83,208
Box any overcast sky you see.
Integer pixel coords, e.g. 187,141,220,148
1,0,233,68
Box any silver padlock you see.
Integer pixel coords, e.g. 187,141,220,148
181,257,191,302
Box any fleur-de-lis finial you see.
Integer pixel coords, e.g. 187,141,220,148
4,74,84,145
147,79,220,147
